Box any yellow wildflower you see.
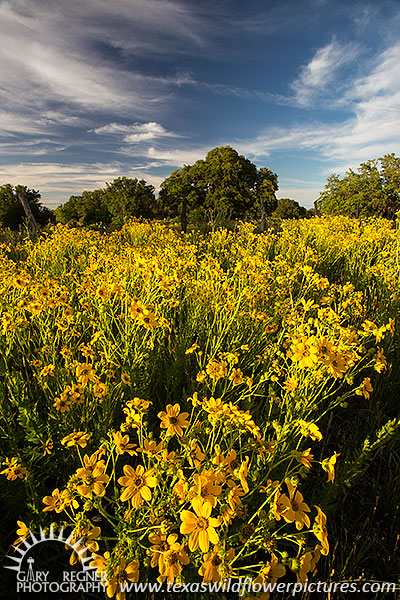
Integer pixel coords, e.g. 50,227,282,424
158,404,190,437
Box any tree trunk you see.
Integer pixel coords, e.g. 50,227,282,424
313,201,321,217
18,191,38,233
180,197,187,233
260,197,266,232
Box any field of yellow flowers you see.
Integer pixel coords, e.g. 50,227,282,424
0,216,399,598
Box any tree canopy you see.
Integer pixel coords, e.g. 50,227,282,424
0,184,53,230
55,189,110,227
272,198,309,219
103,177,156,228
316,154,400,218
158,146,278,231
55,177,156,228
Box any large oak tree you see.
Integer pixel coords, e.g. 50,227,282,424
158,146,278,231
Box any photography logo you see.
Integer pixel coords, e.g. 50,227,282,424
5,526,106,594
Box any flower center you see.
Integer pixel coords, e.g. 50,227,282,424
170,416,178,424
160,542,169,551
197,517,208,530
135,477,144,487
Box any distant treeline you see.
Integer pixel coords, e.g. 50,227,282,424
2,148,400,232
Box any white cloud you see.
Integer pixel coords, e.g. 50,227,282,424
0,0,211,139
291,40,360,107
93,121,181,143
146,146,211,167
0,161,164,207
236,42,400,175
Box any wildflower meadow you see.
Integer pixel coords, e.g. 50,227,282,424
0,216,399,599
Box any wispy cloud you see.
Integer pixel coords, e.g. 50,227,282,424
0,0,400,211
0,0,213,140
236,41,400,171
93,122,181,143
145,146,211,167
290,40,361,107
0,161,165,207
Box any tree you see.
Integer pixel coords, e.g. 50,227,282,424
0,184,53,230
158,165,202,232
103,177,156,228
55,189,111,226
55,177,156,229
272,198,308,220
316,154,400,218
158,146,278,231
256,168,278,231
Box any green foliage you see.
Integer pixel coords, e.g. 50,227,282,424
159,146,278,230
55,177,156,228
55,188,110,226
272,197,309,219
0,184,53,230
103,177,156,228
317,153,400,218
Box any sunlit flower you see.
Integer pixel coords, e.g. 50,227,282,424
180,496,221,552
227,480,246,511
69,524,101,565
290,337,319,368
126,397,152,411
42,488,65,513
1,457,28,481
156,541,189,584
205,359,228,380
186,439,205,470
121,373,131,385
42,438,53,456
284,377,298,392
375,348,387,373
313,506,329,555
323,452,340,483
356,378,373,399
158,404,190,437
93,382,107,398
62,431,92,448
39,364,55,377
129,298,146,318
75,362,96,385
274,480,310,530
91,554,140,600
297,545,321,584
112,431,137,456
137,309,158,330
298,448,313,469
75,455,109,499
14,521,29,546
173,470,189,503
198,546,235,583
237,456,250,493
229,368,244,386
191,469,222,507
118,465,157,507
53,394,71,412
296,420,323,442
325,352,347,379
148,532,180,574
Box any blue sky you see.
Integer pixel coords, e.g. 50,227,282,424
1,0,400,208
